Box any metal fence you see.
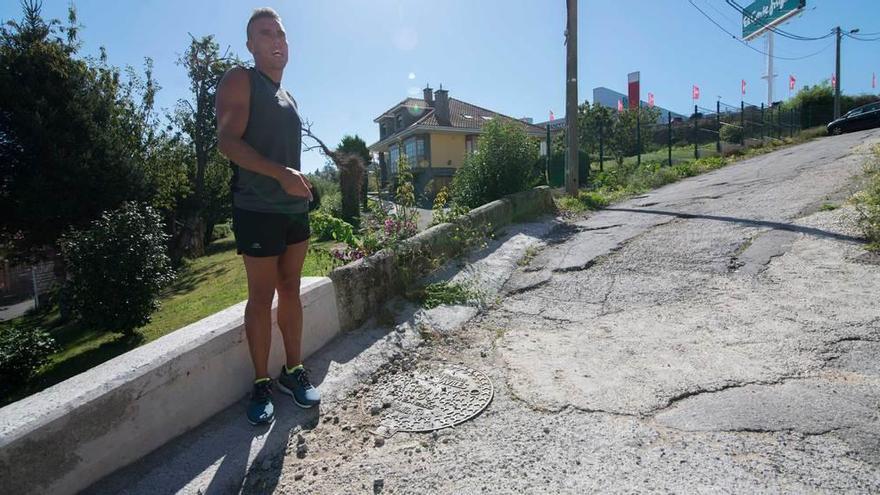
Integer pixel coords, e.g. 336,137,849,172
544,97,820,187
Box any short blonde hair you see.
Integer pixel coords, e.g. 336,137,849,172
247,8,282,40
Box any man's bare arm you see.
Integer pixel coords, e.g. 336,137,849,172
216,67,311,199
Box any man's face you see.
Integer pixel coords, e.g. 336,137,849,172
247,16,288,71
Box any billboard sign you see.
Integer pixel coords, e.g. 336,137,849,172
742,0,805,41
627,71,640,110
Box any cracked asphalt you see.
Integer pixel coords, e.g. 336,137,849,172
253,130,880,494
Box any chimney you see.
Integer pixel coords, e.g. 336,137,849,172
434,84,449,125
423,85,434,107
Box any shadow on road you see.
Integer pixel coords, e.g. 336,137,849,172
604,208,866,244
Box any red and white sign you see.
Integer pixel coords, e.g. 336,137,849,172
692,85,700,100
549,110,555,121
831,74,837,89
617,99,623,112
789,74,796,90
648,92,655,108
741,79,747,96
627,71,640,110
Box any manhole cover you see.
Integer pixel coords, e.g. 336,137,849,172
362,363,493,433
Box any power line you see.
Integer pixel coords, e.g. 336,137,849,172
689,0,834,61
846,33,880,42
725,0,834,41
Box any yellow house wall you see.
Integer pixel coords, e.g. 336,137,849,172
429,133,467,168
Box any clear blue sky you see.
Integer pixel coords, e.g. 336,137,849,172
2,0,878,173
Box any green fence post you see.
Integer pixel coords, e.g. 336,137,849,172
740,101,745,145
716,100,721,153
694,104,699,159
667,111,672,167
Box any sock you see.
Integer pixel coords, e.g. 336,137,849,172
284,364,303,375
254,377,271,385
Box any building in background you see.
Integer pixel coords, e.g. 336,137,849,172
368,85,548,199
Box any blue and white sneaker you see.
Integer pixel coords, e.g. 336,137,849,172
277,365,321,408
247,378,275,426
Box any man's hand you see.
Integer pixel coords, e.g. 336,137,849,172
276,167,313,200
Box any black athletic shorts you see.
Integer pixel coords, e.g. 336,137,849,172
232,207,310,257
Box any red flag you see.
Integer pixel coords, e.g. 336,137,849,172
692,85,700,100
789,75,796,90
617,99,623,112
831,74,836,89
648,92,655,108
873,72,876,89
741,79,746,96
549,110,555,121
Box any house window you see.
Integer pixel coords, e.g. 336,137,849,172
389,144,399,176
465,135,479,154
396,113,403,129
380,124,386,139
402,136,428,166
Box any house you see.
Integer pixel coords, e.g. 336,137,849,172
367,85,548,199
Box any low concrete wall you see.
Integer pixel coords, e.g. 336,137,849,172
0,185,554,493
330,186,554,331
0,277,340,495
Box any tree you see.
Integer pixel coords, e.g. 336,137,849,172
451,120,538,209
0,1,154,260
608,105,661,165
576,101,614,158
335,135,369,224
168,35,238,258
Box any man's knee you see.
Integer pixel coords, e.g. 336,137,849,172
247,287,276,307
276,277,301,299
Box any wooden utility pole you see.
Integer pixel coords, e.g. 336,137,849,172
565,0,579,195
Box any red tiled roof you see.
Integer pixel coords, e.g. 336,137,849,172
411,98,546,134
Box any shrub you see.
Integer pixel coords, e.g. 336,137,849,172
853,149,880,249
210,221,232,242
60,202,174,334
451,120,539,208
310,212,355,244
719,123,743,143
0,323,58,391
318,190,343,218
430,186,470,227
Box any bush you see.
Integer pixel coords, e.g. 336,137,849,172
0,323,58,391
210,221,232,242
451,120,539,208
853,149,880,249
310,212,356,244
719,124,743,144
60,202,174,334
318,190,343,218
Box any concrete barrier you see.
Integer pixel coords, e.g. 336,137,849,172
330,186,554,331
0,185,554,493
0,277,339,495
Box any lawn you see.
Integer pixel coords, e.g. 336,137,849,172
0,235,339,407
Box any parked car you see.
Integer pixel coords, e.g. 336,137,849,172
826,101,880,135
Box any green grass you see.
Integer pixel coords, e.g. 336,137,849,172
0,235,339,407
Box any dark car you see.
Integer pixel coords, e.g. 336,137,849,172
827,101,880,135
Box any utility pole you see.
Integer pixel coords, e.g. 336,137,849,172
565,0,579,195
834,26,841,119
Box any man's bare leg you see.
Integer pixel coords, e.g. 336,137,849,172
276,239,308,368
242,254,279,380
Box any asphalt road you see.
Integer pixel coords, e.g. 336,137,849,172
260,129,880,494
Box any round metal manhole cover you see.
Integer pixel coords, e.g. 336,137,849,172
362,363,493,433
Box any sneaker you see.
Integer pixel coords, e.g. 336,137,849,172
277,365,321,408
247,379,275,426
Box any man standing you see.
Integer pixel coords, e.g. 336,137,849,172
216,7,320,426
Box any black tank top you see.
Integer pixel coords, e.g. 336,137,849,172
230,67,307,214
